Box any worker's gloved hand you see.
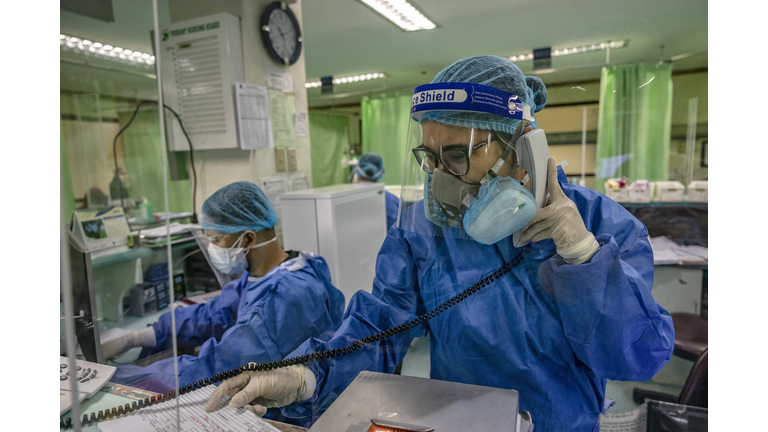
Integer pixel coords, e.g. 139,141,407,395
205,364,313,416
518,157,600,264
101,327,156,360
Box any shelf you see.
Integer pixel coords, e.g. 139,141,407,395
654,262,707,270
91,238,198,268
619,201,707,208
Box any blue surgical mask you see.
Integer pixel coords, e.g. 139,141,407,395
207,233,277,275
424,170,536,245
462,176,537,245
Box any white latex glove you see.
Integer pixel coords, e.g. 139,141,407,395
204,364,313,416
101,327,156,360
518,157,600,264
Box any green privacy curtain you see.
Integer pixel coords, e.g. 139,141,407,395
309,111,350,188
596,63,673,193
361,90,413,186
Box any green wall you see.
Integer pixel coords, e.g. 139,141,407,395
119,109,193,213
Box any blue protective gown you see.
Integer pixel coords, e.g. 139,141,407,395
384,190,400,232
280,169,674,431
112,252,345,396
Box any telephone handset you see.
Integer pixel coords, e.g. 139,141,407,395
512,128,550,248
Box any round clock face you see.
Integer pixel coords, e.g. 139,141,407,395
261,3,302,66
268,10,296,61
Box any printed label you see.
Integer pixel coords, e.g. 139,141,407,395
412,89,468,107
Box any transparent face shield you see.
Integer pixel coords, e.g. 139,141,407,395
192,228,246,288
397,83,536,241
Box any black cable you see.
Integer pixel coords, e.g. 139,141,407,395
111,100,198,224
60,255,524,429
164,105,199,224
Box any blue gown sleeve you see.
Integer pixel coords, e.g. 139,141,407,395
114,269,342,394
280,231,425,421
538,183,675,381
385,191,400,232
150,277,245,353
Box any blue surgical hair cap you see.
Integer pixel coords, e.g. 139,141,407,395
424,55,548,134
200,181,278,234
354,152,385,181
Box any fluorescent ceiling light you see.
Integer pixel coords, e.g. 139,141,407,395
509,40,628,62
359,0,436,31
305,72,386,88
60,34,155,65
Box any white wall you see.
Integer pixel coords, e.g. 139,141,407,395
168,0,311,216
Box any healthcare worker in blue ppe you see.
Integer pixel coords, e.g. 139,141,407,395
205,56,675,431
353,152,400,231
106,182,345,420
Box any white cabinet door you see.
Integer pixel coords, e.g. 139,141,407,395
651,266,703,314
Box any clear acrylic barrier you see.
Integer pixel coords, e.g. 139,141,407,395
60,1,185,430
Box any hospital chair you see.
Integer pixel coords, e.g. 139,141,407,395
632,312,708,408
633,348,708,408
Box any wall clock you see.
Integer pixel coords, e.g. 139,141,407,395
260,2,303,66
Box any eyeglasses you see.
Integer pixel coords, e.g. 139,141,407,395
205,233,232,244
412,138,493,176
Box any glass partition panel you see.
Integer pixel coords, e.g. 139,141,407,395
60,1,187,430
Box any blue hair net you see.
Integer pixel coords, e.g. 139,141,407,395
200,181,278,234
424,55,548,134
354,152,385,180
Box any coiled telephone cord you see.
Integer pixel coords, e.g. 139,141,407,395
61,255,522,429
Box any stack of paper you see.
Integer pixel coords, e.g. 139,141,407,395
139,223,195,246
650,236,708,265
98,385,280,432
600,405,646,431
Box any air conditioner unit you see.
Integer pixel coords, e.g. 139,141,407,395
159,12,244,151
280,184,387,306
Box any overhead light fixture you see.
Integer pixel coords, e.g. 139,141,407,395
305,72,386,88
59,34,156,65
508,40,628,62
358,0,436,31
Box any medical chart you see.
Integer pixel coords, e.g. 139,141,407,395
260,175,289,235
234,83,273,150
268,89,297,147
98,385,279,432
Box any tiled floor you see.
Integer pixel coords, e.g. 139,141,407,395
399,336,691,414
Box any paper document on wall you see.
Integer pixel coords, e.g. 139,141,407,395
295,112,308,137
266,69,294,92
268,89,297,147
234,83,273,150
287,173,309,191
650,236,708,264
98,385,280,432
260,176,289,234
599,405,646,432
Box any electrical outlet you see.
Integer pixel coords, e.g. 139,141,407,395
287,147,297,172
275,148,286,172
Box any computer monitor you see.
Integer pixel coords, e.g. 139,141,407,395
63,229,103,363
